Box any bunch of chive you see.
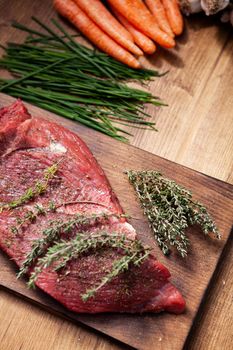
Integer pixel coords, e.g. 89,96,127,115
0,17,165,141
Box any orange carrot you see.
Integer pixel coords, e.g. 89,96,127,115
145,0,174,38
161,0,184,35
73,0,143,56
107,0,175,48
53,0,141,69
112,8,156,54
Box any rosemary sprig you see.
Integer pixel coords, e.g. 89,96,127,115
0,163,58,213
127,170,220,257
0,18,165,142
17,212,128,278
26,232,150,301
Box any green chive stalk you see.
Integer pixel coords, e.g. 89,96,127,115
0,17,166,141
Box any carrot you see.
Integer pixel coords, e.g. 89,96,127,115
112,8,156,54
145,0,174,38
53,0,141,69
161,0,184,35
73,0,143,56
107,0,175,48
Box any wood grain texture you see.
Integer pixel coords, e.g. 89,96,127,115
0,0,233,349
0,93,233,350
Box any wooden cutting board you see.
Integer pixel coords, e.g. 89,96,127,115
0,93,232,350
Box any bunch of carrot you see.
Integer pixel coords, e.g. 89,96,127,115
54,0,184,68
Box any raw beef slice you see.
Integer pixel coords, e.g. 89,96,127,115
0,100,185,314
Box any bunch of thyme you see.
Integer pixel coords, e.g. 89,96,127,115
26,232,150,301
127,170,220,257
0,163,59,213
17,212,128,278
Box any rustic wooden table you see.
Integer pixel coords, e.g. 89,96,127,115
0,1,232,349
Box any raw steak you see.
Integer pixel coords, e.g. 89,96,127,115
0,100,185,314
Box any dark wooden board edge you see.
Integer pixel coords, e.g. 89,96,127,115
183,227,233,349
0,281,136,350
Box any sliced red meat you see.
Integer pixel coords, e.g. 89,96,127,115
0,100,185,314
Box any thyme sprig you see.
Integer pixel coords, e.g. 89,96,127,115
26,232,150,301
11,202,56,235
82,239,150,302
0,163,59,213
11,199,108,234
17,212,128,278
127,170,220,257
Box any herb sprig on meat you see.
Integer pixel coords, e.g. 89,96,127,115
17,212,128,278
27,232,150,302
0,163,59,213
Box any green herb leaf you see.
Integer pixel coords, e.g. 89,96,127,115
17,212,128,278
0,18,165,141
127,170,220,257
26,231,150,300
0,162,59,213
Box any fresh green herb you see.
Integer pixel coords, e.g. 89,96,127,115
11,203,50,235
0,18,166,142
26,232,150,301
17,212,128,278
0,163,59,213
4,239,12,248
12,18,163,81
127,170,220,257
11,199,113,235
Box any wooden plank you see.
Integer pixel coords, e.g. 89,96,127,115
0,289,125,350
0,1,232,349
0,94,232,350
127,20,233,183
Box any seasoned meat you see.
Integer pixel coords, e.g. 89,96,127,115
0,100,185,314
